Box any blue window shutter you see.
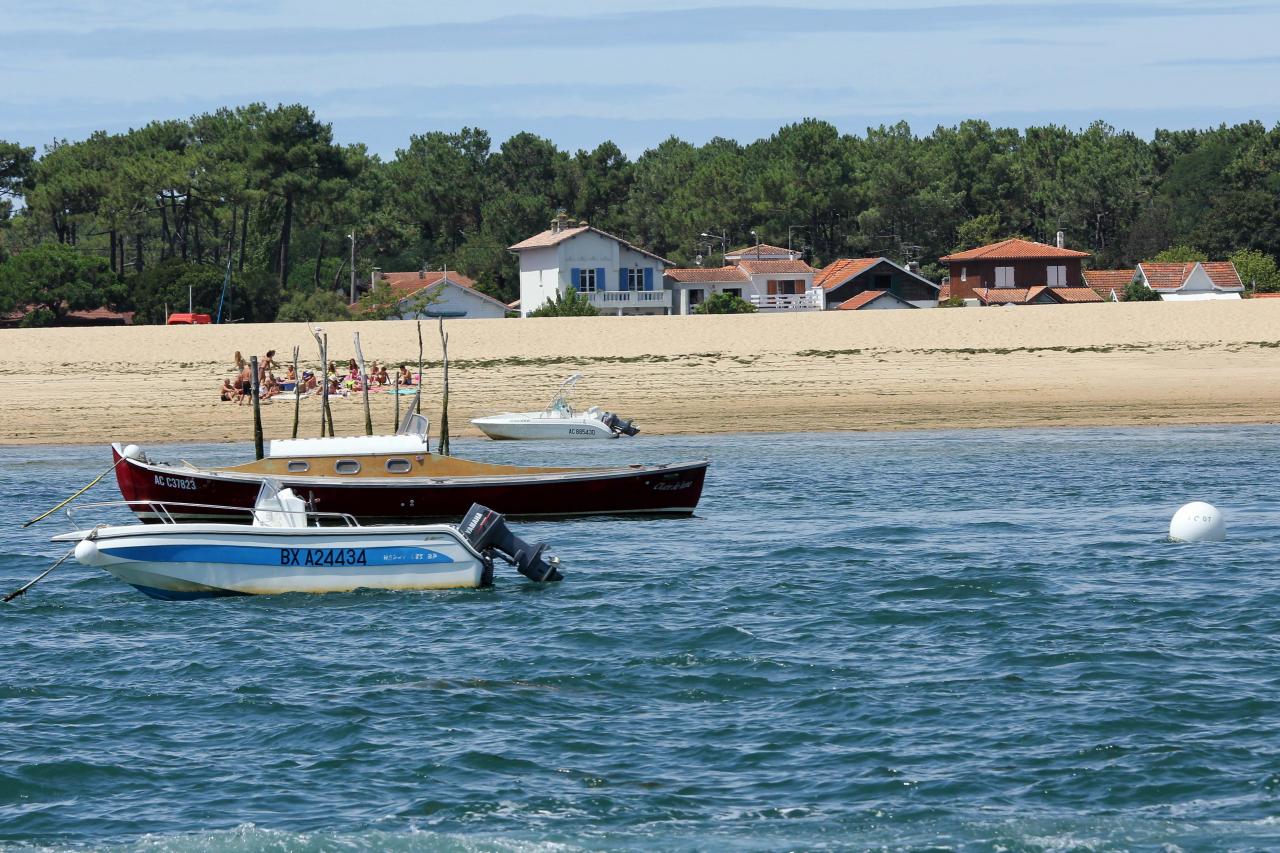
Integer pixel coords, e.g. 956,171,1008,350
620,268,628,291
643,268,654,291
596,267,606,291
570,268,580,290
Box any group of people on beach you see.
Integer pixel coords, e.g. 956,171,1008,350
219,350,414,403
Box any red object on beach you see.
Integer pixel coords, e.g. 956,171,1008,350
167,313,212,325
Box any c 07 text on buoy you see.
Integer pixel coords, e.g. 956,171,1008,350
1169,501,1225,543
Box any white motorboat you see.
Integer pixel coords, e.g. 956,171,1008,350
50,483,562,600
471,373,640,441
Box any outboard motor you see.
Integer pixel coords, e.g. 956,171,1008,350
602,412,640,437
459,504,563,582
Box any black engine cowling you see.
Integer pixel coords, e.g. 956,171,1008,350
602,412,640,437
459,504,563,582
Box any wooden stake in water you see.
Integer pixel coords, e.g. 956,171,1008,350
415,320,424,435
290,344,301,439
438,316,450,456
394,373,401,432
250,355,264,460
353,331,373,436
311,326,334,438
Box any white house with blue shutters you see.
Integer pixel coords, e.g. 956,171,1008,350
509,214,674,316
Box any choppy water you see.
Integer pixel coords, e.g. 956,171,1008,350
3,427,1280,851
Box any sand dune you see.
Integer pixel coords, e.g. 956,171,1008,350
3,299,1279,446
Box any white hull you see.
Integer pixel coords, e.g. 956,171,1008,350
470,413,617,440
53,523,486,599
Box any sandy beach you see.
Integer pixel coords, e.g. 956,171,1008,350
2,300,1279,446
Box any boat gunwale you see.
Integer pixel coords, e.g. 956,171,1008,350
131,455,709,488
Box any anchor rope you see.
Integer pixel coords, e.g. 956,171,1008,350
21,456,127,529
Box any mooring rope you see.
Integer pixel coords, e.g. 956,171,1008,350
21,455,127,529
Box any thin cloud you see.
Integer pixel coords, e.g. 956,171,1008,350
6,3,1263,59
1151,55,1280,67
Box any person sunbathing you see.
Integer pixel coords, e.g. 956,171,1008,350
220,379,236,402
373,362,390,385
398,364,413,386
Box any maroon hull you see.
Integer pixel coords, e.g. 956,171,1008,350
112,447,707,522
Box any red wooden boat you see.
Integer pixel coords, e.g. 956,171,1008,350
110,438,707,523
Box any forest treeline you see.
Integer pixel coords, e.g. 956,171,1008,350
1,103,1278,324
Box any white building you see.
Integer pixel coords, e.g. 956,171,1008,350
509,214,673,316
1134,261,1245,301
665,244,820,313
353,270,511,319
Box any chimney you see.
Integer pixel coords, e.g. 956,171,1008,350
908,261,921,274
1056,231,1065,249
418,268,425,280
371,267,381,288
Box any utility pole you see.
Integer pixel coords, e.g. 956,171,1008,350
348,232,356,305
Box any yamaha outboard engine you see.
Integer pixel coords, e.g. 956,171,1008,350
602,412,640,437
459,504,563,582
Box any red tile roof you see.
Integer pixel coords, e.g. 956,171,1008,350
509,225,590,250
974,285,1102,305
835,290,915,310
1082,269,1134,298
1,304,134,325
941,238,1090,262
816,257,881,290
1201,261,1243,289
352,270,509,312
1137,262,1196,290
1136,261,1243,292
938,281,951,300
665,266,750,283
735,259,816,275
726,243,794,259
509,225,672,264
1251,292,1280,299
1047,287,1105,304
975,287,1030,305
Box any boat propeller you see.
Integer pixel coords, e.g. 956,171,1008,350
459,504,563,582
602,412,640,437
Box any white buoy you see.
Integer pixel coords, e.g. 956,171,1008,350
122,444,144,461
1169,501,1225,542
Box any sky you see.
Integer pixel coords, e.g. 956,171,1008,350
3,0,1280,158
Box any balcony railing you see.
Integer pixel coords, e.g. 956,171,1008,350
587,289,672,308
749,291,823,311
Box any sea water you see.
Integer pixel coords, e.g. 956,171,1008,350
2,427,1280,852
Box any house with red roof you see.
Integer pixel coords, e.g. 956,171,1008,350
1132,261,1243,301
0,305,135,327
940,237,1100,305
815,257,939,309
509,212,673,316
664,250,819,313
351,269,511,319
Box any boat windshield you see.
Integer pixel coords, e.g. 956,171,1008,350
546,373,583,416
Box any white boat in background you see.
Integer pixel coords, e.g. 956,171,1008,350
471,373,640,441
51,482,562,600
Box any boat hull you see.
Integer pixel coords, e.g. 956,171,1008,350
470,414,617,440
58,524,486,598
112,447,707,523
